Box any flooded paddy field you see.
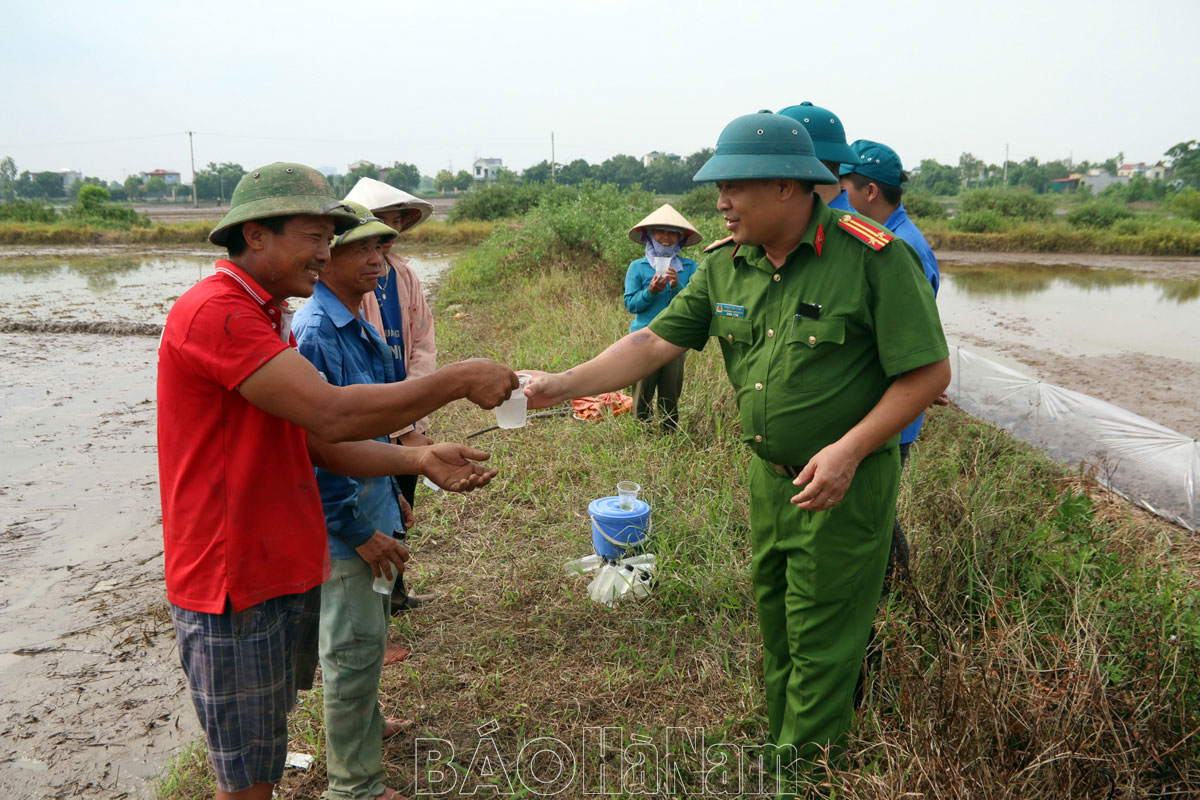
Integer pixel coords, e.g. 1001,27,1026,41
0,244,1196,796
937,251,1200,438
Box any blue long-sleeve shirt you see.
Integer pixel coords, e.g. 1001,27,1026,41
881,203,941,445
293,282,404,560
623,256,699,333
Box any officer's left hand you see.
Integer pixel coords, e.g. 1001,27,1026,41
790,442,860,510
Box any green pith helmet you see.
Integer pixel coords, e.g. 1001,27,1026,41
692,111,838,185
331,201,399,249
208,162,360,246
777,101,857,165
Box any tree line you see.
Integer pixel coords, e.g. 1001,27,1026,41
3,141,1198,206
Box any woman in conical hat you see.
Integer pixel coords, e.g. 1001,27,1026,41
622,203,702,432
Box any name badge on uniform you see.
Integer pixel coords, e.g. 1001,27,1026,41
715,303,746,318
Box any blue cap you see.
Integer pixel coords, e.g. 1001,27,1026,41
777,102,858,165
839,139,908,186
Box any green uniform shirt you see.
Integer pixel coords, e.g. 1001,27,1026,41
648,197,948,466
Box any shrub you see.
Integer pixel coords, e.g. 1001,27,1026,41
950,209,1006,233
1065,201,1135,229
959,187,1053,220
0,199,57,224
903,192,947,220
449,182,557,222
675,184,719,220
1172,188,1200,222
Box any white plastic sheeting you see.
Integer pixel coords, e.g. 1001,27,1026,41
947,346,1200,531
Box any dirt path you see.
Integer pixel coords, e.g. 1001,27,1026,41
0,333,197,799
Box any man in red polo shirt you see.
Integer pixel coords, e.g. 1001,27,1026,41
158,162,516,800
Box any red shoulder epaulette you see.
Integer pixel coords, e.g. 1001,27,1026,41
836,214,894,251
703,235,735,253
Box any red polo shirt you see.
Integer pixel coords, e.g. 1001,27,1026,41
157,260,329,613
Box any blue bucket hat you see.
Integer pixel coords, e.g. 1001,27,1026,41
777,101,858,165
839,139,908,186
692,110,837,185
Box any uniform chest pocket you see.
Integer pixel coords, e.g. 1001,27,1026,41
782,316,846,393
709,315,754,387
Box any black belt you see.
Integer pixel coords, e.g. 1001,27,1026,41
768,462,802,479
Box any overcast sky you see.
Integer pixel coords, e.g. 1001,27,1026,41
3,0,1198,183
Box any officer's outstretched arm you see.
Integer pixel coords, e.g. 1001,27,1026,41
523,329,685,410
790,357,951,510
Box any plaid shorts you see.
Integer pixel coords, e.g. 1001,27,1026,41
171,588,320,792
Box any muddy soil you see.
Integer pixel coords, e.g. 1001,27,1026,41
0,333,197,799
938,250,1200,281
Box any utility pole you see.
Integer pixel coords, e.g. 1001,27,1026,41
187,131,198,208
550,132,556,183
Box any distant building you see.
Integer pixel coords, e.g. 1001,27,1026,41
1080,169,1127,193
143,169,181,185
1147,161,1173,181
58,169,82,192
347,160,377,173
473,157,503,182
1050,175,1081,193
642,151,680,167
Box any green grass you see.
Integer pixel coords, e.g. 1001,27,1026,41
157,189,1200,799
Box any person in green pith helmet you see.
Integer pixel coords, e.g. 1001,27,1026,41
778,101,859,213
522,112,949,788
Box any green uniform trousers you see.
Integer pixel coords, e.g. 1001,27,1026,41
749,446,899,767
631,350,687,429
319,557,391,800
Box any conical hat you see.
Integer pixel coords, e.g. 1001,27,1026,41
344,177,434,233
627,203,702,247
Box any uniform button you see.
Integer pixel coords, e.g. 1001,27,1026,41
754,434,763,442
841,215,852,223
808,335,817,344
767,328,775,337
755,382,763,390
772,274,781,282
727,334,734,342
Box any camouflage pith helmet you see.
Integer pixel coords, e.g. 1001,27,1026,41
331,201,399,249
777,101,858,165
208,162,360,246
692,111,838,185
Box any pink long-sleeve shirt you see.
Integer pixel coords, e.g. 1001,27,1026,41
359,253,438,437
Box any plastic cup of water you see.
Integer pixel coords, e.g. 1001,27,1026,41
372,565,398,595
617,480,641,510
652,256,671,277
494,374,531,429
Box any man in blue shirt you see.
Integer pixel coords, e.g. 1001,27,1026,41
294,204,469,800
778,101,859,212
839,139,943,585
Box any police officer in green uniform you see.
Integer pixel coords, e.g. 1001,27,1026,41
523,111,950,779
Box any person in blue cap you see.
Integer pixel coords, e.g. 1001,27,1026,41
838,139,945,588
523,111,950,785
778,101,858,212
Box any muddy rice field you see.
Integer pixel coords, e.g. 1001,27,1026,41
0,245,1197,798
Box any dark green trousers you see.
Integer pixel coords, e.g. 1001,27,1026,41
631,350,687,429
748,447,898,768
